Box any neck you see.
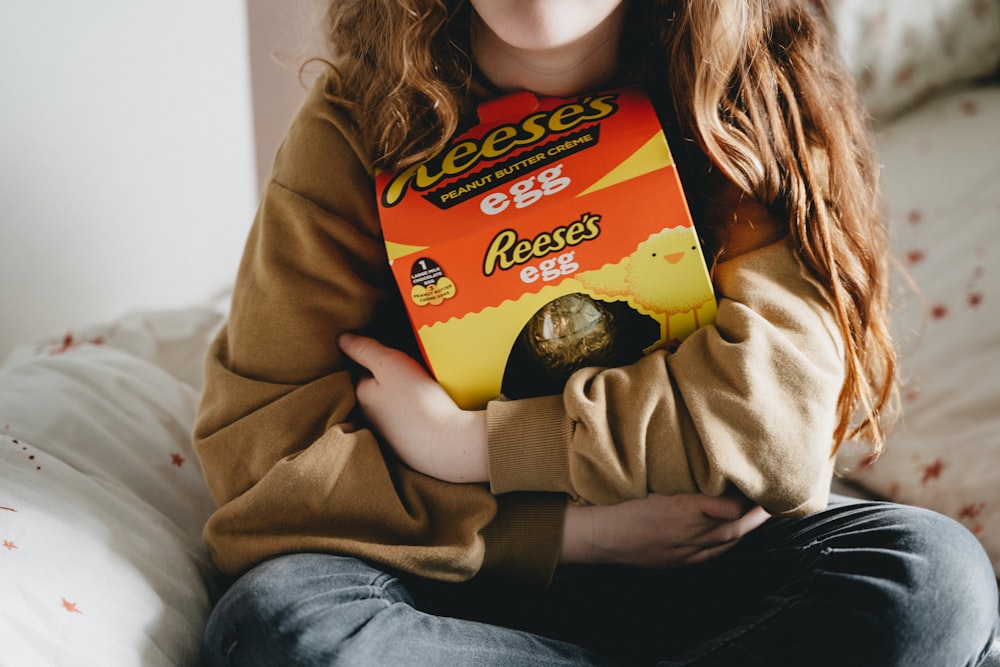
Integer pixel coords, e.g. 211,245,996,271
471,8,626,97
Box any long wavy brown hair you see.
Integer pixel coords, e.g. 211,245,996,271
318,0,897,457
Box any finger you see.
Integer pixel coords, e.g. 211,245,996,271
683,539,740,565
340,332,407,380
698,493,755,521
700,505,770,546
662,530,745,568
741,505,771,530
337,332,368,369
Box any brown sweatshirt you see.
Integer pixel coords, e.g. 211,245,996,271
193,72,841,586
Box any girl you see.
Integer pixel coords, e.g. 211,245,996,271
195,1,999,664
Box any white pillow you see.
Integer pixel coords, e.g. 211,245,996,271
841,84,1000,575
0,307,223,666
831,0,1000,121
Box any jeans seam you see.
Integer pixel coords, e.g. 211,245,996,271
369,570,414,606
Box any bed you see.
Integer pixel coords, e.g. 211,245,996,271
2,1,999,664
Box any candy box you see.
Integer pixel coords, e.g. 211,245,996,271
376,87,717,409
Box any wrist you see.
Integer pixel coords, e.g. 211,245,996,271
559,503,599,564
442,409,489,483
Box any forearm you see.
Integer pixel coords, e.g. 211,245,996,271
559,493,771,569
381,403,489,484
486,240,845,515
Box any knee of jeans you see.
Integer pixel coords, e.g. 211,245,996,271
202,554,414,665
889,506,996,613
823,505,997,663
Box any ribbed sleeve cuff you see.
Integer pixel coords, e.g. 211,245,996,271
486,395,576,495
480,492,566,587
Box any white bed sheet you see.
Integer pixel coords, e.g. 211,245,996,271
0,307,224,666
841,83,1000,575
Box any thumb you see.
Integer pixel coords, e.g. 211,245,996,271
699,493,756,521
338,332,384,373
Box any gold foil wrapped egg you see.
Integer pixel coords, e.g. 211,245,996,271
523,294,616,378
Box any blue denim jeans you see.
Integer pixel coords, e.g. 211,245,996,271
202,497,999,666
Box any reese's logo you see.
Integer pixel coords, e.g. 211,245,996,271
483,213,602,277
381,94,619,209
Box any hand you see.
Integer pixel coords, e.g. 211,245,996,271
560,493,769,568
338,333,489,483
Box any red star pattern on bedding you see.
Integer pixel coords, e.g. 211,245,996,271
0,306,225,663
0,388,211,631
842,86,1000,574
61,598,84,615
919,459,946,485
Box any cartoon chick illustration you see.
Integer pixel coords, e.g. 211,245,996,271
575,226,715,349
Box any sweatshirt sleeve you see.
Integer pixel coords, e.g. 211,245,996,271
193,76,565,585
486,203,843,517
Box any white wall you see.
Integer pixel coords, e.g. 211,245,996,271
246,0,321,188
0,2,259,361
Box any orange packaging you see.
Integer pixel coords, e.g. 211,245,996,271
376,87,717,409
